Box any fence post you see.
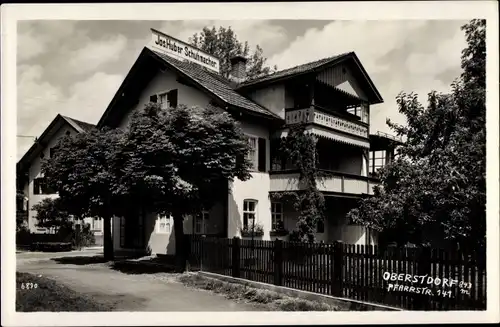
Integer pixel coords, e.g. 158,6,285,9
274,239,283,286
232,237,241,278
200,235,206,271
416,246,431,310
331,241,343,296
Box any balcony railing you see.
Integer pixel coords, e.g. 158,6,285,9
285,106,369,139
269,169,379,195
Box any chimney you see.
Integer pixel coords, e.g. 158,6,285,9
229,56,247,83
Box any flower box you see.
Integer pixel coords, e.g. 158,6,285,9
240,223,264,237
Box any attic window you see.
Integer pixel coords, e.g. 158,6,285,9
65,131,71,136
151,89,178,109
342,67,347,74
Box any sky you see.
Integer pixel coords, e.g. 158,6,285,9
17,19,469,161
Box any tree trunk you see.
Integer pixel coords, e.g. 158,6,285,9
103,216,114,260
173,214,186,273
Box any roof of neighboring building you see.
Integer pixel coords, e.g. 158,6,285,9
17,114,96,173
61,115,96,133
369,131,404,151
150,49,282,120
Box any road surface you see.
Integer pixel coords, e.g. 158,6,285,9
17,250,263,311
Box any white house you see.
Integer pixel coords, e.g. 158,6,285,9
95,29,400,256
16,114,105,245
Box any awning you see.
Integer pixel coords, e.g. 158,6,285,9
274,125,370,149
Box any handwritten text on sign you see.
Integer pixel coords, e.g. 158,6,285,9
149,28,220,74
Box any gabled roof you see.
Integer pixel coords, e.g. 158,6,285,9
17,114,95,173
151,50,281,119
238,52,384,104
97,47,282,128
241,53,349,86
61,116,96,133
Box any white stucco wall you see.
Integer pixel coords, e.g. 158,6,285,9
228,121,273,241
247,84,287,119
27,124,74,233
25,123,103,236
117,69,212,129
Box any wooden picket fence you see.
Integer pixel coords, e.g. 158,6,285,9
186,235,486,311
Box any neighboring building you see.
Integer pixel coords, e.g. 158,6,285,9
16,114,105,245
96,29,401,256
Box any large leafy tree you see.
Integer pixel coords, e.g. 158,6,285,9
116,103,252,270
189,26,277,80
42,128,125,259
348,20,486,251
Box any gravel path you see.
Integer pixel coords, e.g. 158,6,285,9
16,252,262,311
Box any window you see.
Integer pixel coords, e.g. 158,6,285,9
33,178,42,195
157,214,172,234
49,147,56,158
158,93,169,109
369,150,386,176
34,178,56,195
92,217,103,231
243,199,257,229
316,219,325,234
247,137,257,170
271,202,283,231
150,89,178,109
347,104,369,124
195,210,210,234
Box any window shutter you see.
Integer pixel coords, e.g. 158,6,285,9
168,89,178,108
120,216,126,248
33,178,40,195
257,138,267,172
150,94,158,103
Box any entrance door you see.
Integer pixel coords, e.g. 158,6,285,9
120,212,145,249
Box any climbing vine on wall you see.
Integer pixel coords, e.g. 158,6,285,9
274,123,326,242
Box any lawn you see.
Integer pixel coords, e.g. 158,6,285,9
16,272,113,311
177,273,343,311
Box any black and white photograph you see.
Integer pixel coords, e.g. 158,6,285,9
1,1,499,326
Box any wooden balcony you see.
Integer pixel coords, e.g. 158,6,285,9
285,106,369,139
269,169,379,196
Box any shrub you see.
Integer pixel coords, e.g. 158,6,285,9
30,242,72,252
16,227,31,246
71,224,96,249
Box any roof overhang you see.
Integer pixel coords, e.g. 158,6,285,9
237,52,384,105
97,48,283,129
